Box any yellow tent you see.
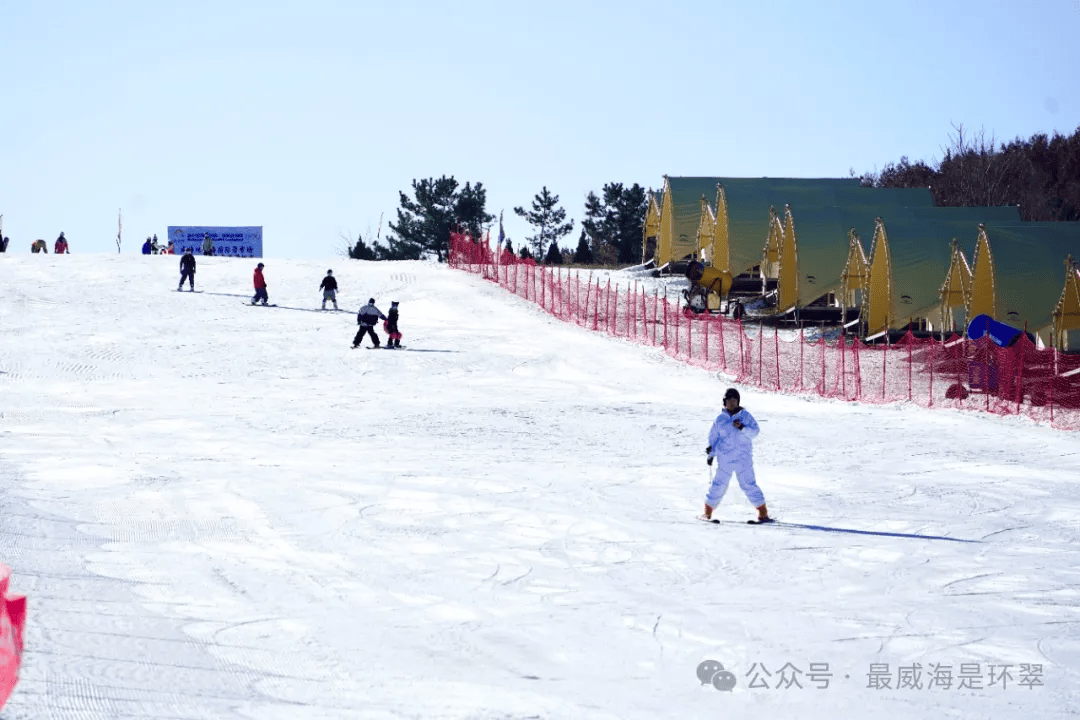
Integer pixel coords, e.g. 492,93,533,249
1053,256,1080,350
840,228,869,313
761,206,782,279
657,177,675,267
938,239,972,333
777,205,799,314
967,224,998,321
863,218,894,337
641,192,662,264
695,195,715,263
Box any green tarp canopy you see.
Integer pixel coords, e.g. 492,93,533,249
871,209,1062,331
980,222,1080,338
664,177,939,306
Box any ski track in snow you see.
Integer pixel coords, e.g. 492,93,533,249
0,254,1079,718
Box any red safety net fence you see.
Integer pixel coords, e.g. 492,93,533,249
0,565,25,711
450,234,1080,431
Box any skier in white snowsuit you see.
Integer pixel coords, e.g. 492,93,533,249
703,388,772,523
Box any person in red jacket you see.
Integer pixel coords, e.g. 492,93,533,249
251,262,269,305
54,232,70,254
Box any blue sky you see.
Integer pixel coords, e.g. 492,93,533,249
2,0,1077,258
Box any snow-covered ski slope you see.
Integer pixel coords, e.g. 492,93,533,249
1,254,1078,719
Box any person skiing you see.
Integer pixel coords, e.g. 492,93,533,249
202,233,215,257
384,301,402,348
352,298,386,348
703,388,772,524
31,239,48,254
0,236,9,253
54,233,69,254
165,240,175,255
178,249,196,291
141,237,153,255
251,262,269,305
319,269,339,310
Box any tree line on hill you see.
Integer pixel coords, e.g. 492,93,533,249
858,123,1080,221
348,177,648,267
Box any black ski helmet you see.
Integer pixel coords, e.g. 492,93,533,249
724,388,740,403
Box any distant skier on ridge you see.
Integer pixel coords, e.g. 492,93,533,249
319,269,339,310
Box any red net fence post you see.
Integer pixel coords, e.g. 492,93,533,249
583,274,592,328
928,339,935,408
662,295,669,352
688,311,694,363
606,279,613,336
719,314,728,372
703,313,710,368
798,327,805,392
840,329,848,400
597,277,604,332
774,326,781,391
0,565,25,712
674,305,681,358
541,266,547,311
819,329,826,395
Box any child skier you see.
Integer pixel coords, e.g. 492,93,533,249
703,388,772,524
319,269,339,310
178,249,196,291
251,263,269,305
383,301,402,348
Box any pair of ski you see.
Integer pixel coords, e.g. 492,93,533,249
702,516,776,525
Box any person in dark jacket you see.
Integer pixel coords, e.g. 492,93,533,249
383,301,402,348
54,233,70,254
178,250,196,291
31,239,48,254
352,298,386,348
0,236,9,253
319,269,339,310
251,263,269,305
141,237,153,255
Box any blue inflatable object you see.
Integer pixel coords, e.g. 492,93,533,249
967,314,1026,347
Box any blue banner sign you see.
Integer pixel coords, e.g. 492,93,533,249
167,226,263,257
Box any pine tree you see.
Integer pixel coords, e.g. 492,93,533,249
572,229,593,264
543,241,563,265
519,245,532,260
514,187,574,257
387,176,494,261
582,183,648,264
348,233,377,260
